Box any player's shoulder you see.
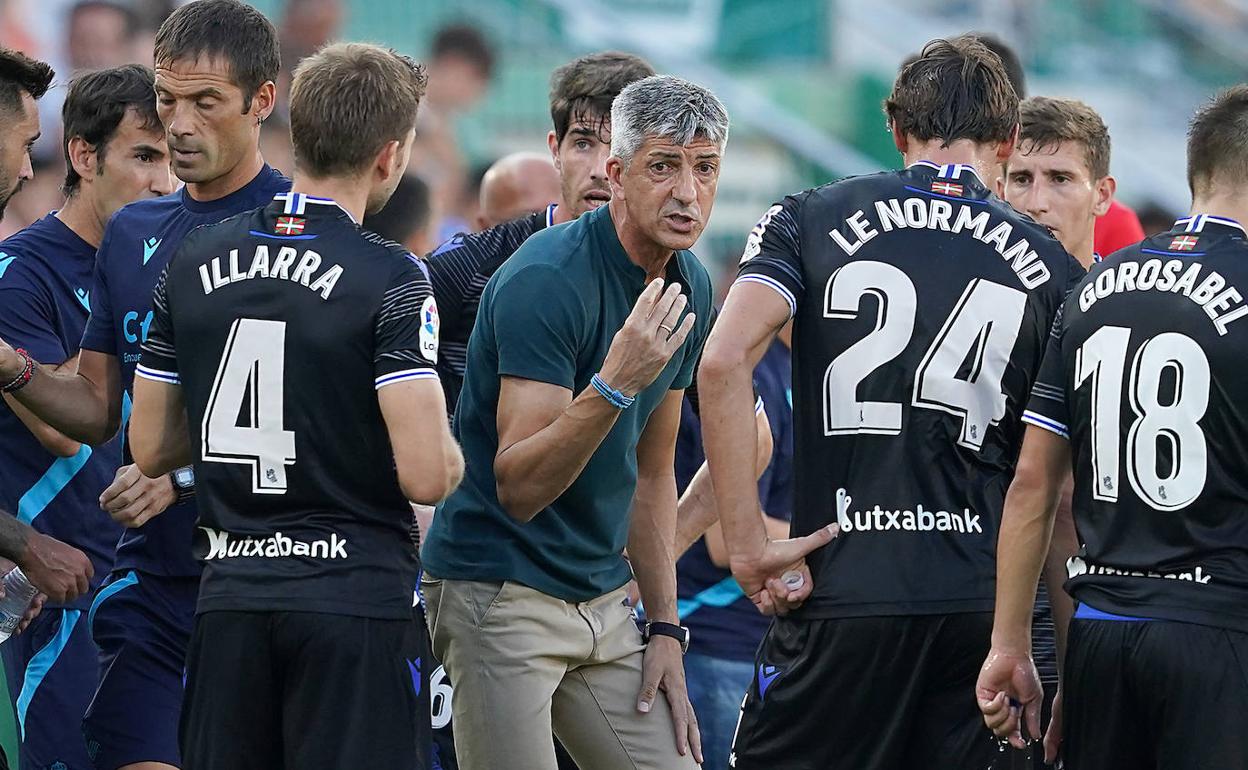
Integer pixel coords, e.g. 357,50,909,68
107,189,185,231
497,213,588,277
426,209,546,269
355,228,431,285
0,217,65,289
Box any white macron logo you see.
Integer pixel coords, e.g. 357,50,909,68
201,528,348,560
834,488,983,535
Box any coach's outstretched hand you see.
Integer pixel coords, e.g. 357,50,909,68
600,279,697,397
730,524,839,616
977,647,1043,750
637,635,703,765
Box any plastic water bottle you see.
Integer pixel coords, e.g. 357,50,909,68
0,567,38,644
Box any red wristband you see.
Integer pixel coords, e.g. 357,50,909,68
1,349,34,393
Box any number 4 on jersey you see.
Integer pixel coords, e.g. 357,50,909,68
823,262,1027,451
203,318,297,494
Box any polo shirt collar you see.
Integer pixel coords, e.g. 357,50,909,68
590,204,689,288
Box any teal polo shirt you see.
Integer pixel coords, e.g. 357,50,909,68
422,204,714,602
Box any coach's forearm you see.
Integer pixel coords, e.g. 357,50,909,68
9,356,119,446
628,472,680,624
495,388,621,521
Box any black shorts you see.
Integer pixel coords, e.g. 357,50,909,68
730,613,996,770
180,609,431,770
1064,618,1248,769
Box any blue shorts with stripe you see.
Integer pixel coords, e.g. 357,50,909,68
1,607,100,770
82,570,197,770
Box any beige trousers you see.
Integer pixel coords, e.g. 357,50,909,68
422,576,701,770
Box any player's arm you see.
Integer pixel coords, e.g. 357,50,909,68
0,348,123,446
699,281,835,614
129,376,192,477
0,281,122,446
381,380,464,504
977,425,1070,748
674,403,774,558
0,512,92,603
494,277,694,522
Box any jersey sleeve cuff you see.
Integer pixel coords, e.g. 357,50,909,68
755,395,766,416
135,363,180,385
1022,410,1069,439
733,274,797,319
375,368,439,390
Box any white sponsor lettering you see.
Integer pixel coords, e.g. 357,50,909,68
1077,258,1247,335
833,488,983,536
1067,555,1213,584
200,527,348,560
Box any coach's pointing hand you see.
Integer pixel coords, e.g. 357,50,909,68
976,647,1042,750
599,279,696,397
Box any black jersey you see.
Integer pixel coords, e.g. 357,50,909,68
736,161,1082,618
424,205,554,412
1025,215,1248,632
138,192,440,620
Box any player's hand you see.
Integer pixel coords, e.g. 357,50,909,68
976,647,1043,749
18,532,92,603
599,279,697,397
100,464,177,528
14,593,44,635
1043,686,1063,765
0,336,22,381
729,524,839,616
637,636,703,765
761,559,814,616
0,557,44,634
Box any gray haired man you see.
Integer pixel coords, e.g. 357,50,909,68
421,75,726,769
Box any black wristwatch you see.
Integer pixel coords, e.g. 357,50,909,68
643,621,690,654
170,466,196,504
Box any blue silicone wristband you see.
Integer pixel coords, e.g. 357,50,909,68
591,373,634,409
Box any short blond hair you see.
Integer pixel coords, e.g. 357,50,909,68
290,42,428,177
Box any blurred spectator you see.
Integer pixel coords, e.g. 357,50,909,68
412,22,496,238
128,0,175,67
363,173,436,256
66,0,139,71
436,159,490,239
475,151,559,230
1135,199,1178,238
275,0,342,110
1094,197,1146,255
